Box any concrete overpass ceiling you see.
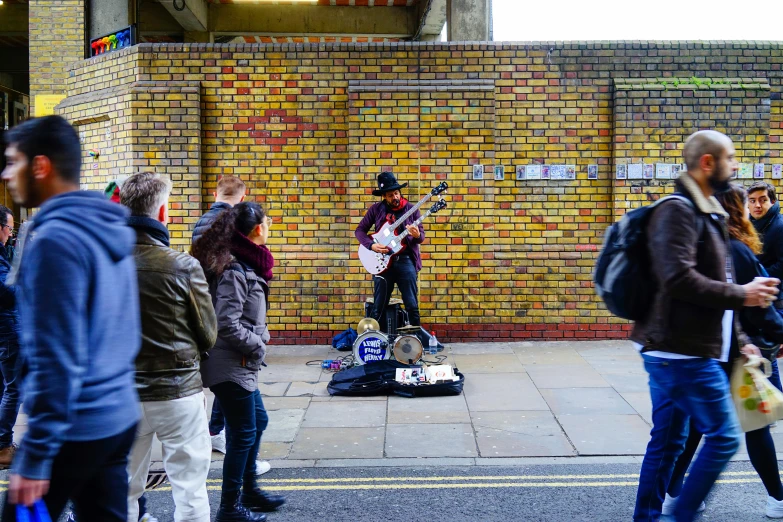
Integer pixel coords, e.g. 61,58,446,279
206,1,420,5
153,0,443,41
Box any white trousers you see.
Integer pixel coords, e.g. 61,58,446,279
127,392,211,522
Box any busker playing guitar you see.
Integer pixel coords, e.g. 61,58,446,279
355,172,425,327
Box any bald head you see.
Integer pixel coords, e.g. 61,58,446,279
682,130,737,194
683,130,733,172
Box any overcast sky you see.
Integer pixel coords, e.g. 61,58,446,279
492,0,783,41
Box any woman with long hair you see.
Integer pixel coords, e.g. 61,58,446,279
664,183,783,519
191,202,285,522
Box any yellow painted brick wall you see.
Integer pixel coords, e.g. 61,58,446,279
29,0,85,115
56,41,783,343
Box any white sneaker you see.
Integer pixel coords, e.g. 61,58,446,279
661,493,706,516
139,514,159,522
211,431,227,454
256,460,271,476
766,496,783,518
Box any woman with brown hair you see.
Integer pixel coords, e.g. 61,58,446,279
191,201,285,522
664,183,783,518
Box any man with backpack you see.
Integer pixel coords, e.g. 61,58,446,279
598,130,779,522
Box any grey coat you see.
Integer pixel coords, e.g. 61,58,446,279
200,261,270,392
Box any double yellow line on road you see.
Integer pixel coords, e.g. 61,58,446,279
0,471,764,494
140,471,763,493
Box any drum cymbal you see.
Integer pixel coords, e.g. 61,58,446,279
357,317,380,335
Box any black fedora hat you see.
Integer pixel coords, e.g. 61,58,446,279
372,171,408,197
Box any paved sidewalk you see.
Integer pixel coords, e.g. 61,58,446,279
12,340,780,468
211,340,783,466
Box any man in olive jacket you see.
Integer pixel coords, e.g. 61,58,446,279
121,172,217,522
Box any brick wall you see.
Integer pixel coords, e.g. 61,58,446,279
57,41,783,344
29,0,85,115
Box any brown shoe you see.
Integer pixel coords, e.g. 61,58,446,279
0,443,18,470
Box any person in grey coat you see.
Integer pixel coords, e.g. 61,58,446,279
191,201,285,522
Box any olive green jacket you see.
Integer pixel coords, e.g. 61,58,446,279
132,225,217,402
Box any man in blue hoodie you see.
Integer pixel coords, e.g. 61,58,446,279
0,115,141,521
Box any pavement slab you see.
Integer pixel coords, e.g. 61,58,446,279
513,345,589,366
301,400,387,428
452,353,527,374
472,410,576,457
556,413,652,455
387,394,471,424
258,382,292,396
385,423,478,458
264,409,306,442
263,397,311,410
541,387,638,415
618,391,653,425
526,364,610,389
260,357,325,382
289,427,385,459
463,373,549,412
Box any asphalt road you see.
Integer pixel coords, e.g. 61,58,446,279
4,461,775,522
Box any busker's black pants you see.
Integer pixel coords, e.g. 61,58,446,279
371,254,420,326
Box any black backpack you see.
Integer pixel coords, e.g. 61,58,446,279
593,194,695,321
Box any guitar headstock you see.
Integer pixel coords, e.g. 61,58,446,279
431,182,448,196
429,199,447,214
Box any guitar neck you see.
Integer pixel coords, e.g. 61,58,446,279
396,206,436,242
389,193,432,230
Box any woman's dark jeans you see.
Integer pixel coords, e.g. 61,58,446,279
211,382,268,502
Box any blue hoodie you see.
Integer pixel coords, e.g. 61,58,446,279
13,191,141,480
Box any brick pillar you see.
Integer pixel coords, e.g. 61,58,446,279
29,0,85,116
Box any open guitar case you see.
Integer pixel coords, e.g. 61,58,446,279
327,360,464,398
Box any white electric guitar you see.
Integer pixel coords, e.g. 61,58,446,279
358,182,448,275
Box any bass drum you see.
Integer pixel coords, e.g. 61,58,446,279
392,335,423,365
353,330,391,365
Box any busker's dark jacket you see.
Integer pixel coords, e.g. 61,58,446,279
631,174,750,358
355,199,426,272
129,216,217,402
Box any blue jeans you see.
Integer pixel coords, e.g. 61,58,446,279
0,341,22,448
211,382,268,503
372,254,420,326
634,356,741,522
209,398,225,436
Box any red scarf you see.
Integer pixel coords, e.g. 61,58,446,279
230,231,274,281
386,197,408,212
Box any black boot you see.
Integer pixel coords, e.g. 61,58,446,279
240,487,287,512
215,498,267,522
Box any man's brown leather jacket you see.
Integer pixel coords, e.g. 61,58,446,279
631,175,749,358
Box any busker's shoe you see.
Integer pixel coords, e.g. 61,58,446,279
0,443,18,470
212,431,227,454
766,496,783,518
215,500,267,522
240,488,287,512
661,493,706,516
255,460,271,477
